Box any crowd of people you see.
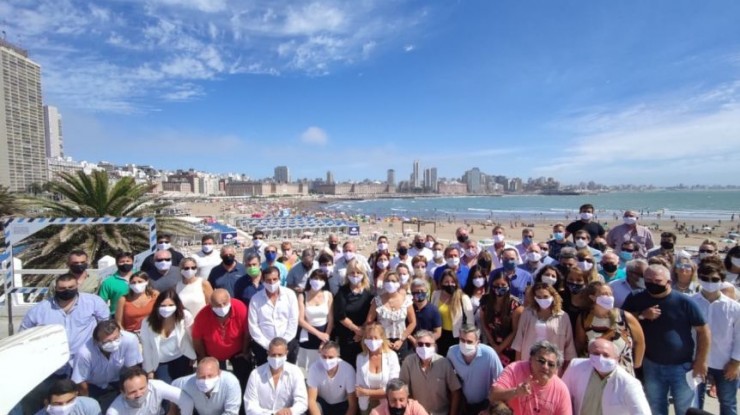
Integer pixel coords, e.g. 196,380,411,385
13,204,740,415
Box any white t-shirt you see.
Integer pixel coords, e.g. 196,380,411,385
195,250,222,279
307,360,356,405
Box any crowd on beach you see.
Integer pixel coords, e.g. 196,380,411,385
13,203,740,415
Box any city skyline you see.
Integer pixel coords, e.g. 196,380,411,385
1,2,740,186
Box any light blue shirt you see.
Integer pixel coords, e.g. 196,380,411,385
20,293,110,373
285,261,318,289
262,260,289,286
173,371,242,415
72,331,142,389
34,396,102,415
600,267,626,283
446,343,503,405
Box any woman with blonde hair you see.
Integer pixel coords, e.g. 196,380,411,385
355,322,400,415
366,271,416,360
430,269,474,356
671,254,700,295
115,271,158,333
334,259,374,367
575,250,602,283
511,282,576,368
574,281,644,376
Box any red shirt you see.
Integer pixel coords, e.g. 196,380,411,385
192,299,248,360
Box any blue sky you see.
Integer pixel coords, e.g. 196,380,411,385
3,0,740,185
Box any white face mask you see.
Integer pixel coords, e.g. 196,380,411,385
364,339,383,352
399,273,410,284
575,239,588,249
580,212,593,221
320,357,340,371
155,260,172,271
425,241,434,249
309,279,325,291
446,257,460,267
623,217,638,225
129,282,147,294
265,281,280,293
595,295,615,311
535,297,553,309
377,242,389,251
699,253,712,260
473,277,486,288
349,275,363,286
541,275,557,286
590,354,618,374
253,239,262,248
732,257,740,268
459,342,477,356
726,272,739,284
433,250,444,259
526,252,542,263
159,305,177,318
195,376,219,393
344,252,355,262
377,261,389,270
415,346,435,360
383,281,400,293
577,261,594,271
202,244,214,254
212,304,231,317
699,280,721,293
181,269,197,279
157,242,171,251
320,265,334,274
268,356,286,370
466,248,478,257
492,234,505,243
100,339,121,353
46,400,76,415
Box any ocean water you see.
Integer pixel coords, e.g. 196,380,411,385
328,191,740,221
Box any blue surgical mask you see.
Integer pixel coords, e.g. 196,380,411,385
503,260,516,271
553,232,565,241
265,251,277,262
493,286,509,297
619,251,633,262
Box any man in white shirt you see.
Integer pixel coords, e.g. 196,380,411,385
514,228,535,259
107,366,193,415
244,337,308,415
173,357,242,415
691,259,740,414
562,339,650,415
426,242,446,280
307,341,358,415
333,241,372,284
390,239,413,271
195,234,222,279
248,266,300,365
487,226,522,268
409,234,433,261
609,259,647,308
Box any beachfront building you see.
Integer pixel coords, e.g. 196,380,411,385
47,157,101,181
464,168,483,193
0,38,48,192
387,169,396,189
225,180,308,196
274,166,290,183
313,182,395,195
437,181,467,195
43,105,63,158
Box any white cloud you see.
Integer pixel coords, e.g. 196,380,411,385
300,126,329,145
404,44,415,52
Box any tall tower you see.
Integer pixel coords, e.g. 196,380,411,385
326,170,334,184
273,166,290,183
387,169,395,188
0,39,47,191
43,105,63,158
412,160,420,188
430,167,438,192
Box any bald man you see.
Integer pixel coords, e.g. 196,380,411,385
599,252,625,283
191,289,251,391
562,339,650,414
173,357,242,415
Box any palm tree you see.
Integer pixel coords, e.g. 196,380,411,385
0,185,23,217
19,171,189,275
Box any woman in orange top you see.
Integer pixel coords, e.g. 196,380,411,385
115,271,159,333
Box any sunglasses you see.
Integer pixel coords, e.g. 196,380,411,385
622,249,635,253
698,275,721,283
417,342,434,347
699,249,715,254
155,258,172,262
181,266,197,271
675,264,692,270
536,357,557,368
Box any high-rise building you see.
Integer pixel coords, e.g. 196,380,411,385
412,160,420,188
464,167,482,193
387,169,395,188
0,39,47,191
43,105,63,158
274,166,290,183
430,167,438,192
326,171,334,184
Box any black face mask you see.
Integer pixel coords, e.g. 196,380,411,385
660,241,674,250
567,283,584,294
457,235,469,243
117,263,133,274
398,247,409,256
593,243,607,252
442,285,456,294
329,243,338,251
69,263,88,274
221,256,236,266
55,289,78,301
645,282,668,295
557,265,571,276
414,242,425,249
601,263,618,273
478,260,491,270
389,407,407,415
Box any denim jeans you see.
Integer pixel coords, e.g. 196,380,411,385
697,367,740,415
643,358,697,415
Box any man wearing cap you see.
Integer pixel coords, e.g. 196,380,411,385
286,249,318,294
606,210,655,258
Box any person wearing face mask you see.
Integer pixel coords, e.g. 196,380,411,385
47,249,101,299
561,268,591,329
491,341,571,415
115,272,159,333
447,325,504,414
107,366,193,415
722,245,740,300
369,235,392,270
72,320,142,411
430,270,474,357
609,259,648,308
647,232,678,263
370,379,430,415
562,339,650,415
334,262,374,368
34,379,101,415
534,265,565,291
146,249,182,293
574,281,644,376
395,263,413,294
606,210,655,258
176,257,214,316
463,265,488,322
574,251,602,283
518,244,545,275
262,244,289,286
373,252,392,292
191,289,250,392
280,241,298,270
511,283,576,367
140,233,185,278
411,256,430,286
100,251,137,313
249,266,300,366
390,240,414,271
296,269,335,373
242,230,266,264
514,228,535,259
18,274,109,415
433,247,470,289
323,233,343,259
622,264,710,415
207,246,246,298
172,357,242,415
565,204,606,243
408,279,442,346
696,239,720,264
426,242,447,280
286,249,318,294
409,234,433,261
547,223,574,261
355,323,401,414
233,253,265,305
453,227,470,251
306,341,358,415
573,230,603,264
398,331,461,415
490,247,533,302
335,241,373,286
140,290,195,384
690,260,740,415
366,272,417,361
480,273,523,367
599,252,625,283
461,239,481,269
195,235,222,279
487,226,522,269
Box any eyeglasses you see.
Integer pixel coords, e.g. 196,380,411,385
417,342,434,347
535,357,557,368
698,275,721,283
699,249,715,254
182,266,197,271
675,264,692,270
155,258,172,262
622,249,635,253
265,250,277,254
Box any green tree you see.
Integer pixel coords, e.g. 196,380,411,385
0,185,23,217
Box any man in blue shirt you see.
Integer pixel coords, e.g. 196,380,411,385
234,253,264,305
433,246,470,288
489,247,532,302
409,279,442,346
208,245,246,297
446,324,503,414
